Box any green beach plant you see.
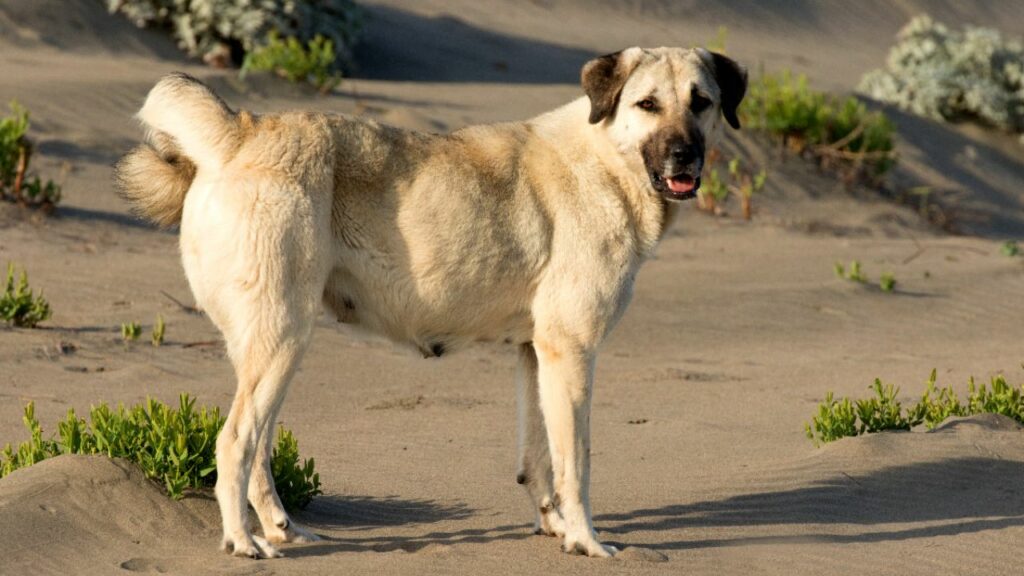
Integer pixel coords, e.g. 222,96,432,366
271,428,322,510
879,272,897,292
0,102,61,212
908,369,966,428
706,26,729,54
741,71,897,182
0,395,321,509
804,392,857,445
698,152,767,218
122,321,142,342
0,102,30,190
834,260,867,283
1,263,51,328
807,370,1024,445
699,167,729,214
241,32,342,92
834,260,898,292
732,159,767,220
854,379,912,434
151,314,166,346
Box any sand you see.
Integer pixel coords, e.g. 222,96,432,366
2,1,1024,574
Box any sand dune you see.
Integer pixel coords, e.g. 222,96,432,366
0,456,225,575
355,0,1024,89
5,417,1024,574
1,1,1023,574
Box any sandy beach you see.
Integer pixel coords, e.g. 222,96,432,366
1,1,1023,574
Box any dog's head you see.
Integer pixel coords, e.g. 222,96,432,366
581,47,747,201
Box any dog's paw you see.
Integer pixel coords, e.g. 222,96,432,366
263,519,322,544
221,533,283,559
561,532,618,558
534,508,567,538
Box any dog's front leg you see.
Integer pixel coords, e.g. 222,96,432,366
516,343,567,537
534,339,616,558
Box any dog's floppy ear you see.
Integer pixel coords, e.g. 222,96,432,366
581,48,642,124
708,51,748,129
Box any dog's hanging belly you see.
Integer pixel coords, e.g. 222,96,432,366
321,120,554,355
322,262,536,357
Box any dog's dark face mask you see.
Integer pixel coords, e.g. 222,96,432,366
581,47,747,202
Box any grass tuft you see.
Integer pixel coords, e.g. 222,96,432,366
834,260,867,283
834,260,898,292
151,314,166,346
121,321,142,342
879,272,896,293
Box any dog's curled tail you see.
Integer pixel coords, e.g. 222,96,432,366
114,73,239,227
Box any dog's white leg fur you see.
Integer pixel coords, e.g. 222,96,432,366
216,334,310,558
247,412,321,544
516,344,567,537
216,391,276,559
534,339,616,558
210,258,324,558
180,169,332,559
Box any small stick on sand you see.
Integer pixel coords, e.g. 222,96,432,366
902,234,926,264
160,290,202,315
12,143,29,203
181,340,221,349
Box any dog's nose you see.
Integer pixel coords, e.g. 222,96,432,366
670,143,700,165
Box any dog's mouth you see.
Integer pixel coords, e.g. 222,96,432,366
650,171,701,201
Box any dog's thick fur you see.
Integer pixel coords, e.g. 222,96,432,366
115,47,746,559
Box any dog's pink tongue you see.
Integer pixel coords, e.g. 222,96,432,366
667,176,695,194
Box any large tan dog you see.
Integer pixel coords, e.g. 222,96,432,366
115,47,746,559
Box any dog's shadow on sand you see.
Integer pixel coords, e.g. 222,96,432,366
285,456,1024,557
287,494,532,557
595,456,1024,550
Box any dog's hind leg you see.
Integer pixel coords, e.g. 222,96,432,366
247,410,321,544
534,338,617,558
191,181,332,559
215,315,315,559
516,343,567,538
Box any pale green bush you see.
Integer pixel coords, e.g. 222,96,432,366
107,0,362,69
859,15,1024,138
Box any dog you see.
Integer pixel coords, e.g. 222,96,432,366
114,46,747,559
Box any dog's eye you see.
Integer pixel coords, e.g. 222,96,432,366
636,99,658,112
690,93,712,114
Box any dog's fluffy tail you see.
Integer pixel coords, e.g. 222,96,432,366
114,73,239,228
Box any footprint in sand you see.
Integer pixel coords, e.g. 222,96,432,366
118,557,168,573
